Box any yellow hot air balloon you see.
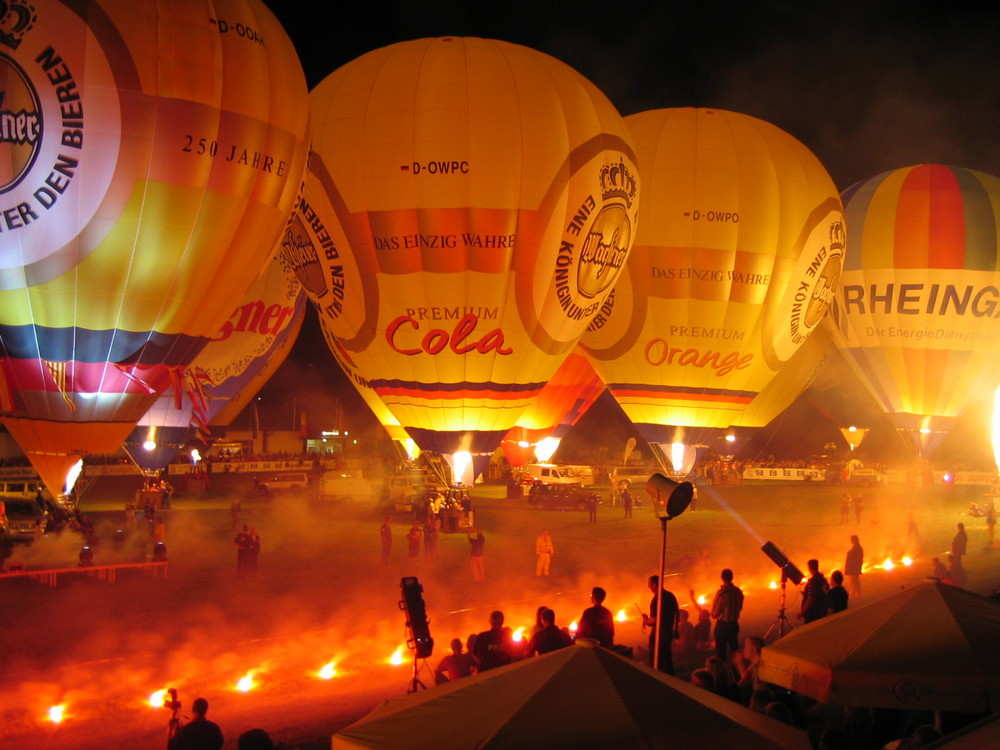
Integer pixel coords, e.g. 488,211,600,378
287,37,638,469
0,0,309,497
582,108,844,458
830,164,1000,457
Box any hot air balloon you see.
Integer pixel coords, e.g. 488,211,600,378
122,250,308,473
0,0,309,499
287,37,639,478
830,164,1000,458
500,348,604,466
582,108,844,468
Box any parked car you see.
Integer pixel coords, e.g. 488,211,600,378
521,464,589,486
0,498,47,541
256,471,310,494
527,483,600,511
388,472,448,513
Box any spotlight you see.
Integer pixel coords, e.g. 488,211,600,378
399,576,433,659
761,541,804,585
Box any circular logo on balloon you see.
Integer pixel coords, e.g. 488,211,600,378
0,0,122,291
0,52,42,194
770,204,845,363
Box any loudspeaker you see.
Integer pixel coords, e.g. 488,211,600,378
400,576,434,659
645,473,694,518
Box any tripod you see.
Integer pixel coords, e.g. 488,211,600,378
164,688,182,749
407,649,427,693
764,572,794,641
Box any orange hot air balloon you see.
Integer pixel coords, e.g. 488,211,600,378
500,349,605,466
830,164,1000,457
122,251,308,472
0,0,309,498
582,107,844,456
287,37,639,471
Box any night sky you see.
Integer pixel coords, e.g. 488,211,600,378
254,0,1000,461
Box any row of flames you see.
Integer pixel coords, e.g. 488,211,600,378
39,557,918,727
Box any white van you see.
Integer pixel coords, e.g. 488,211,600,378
388,472,447,513
256,471,310,494
521,464,591,486
318,469,380,502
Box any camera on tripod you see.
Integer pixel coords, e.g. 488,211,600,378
163,688,181,712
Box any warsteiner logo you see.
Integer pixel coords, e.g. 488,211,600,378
554,158,638,322
0,54,42,194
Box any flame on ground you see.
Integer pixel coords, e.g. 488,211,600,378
149,689,167,708
236,672,255,692
48,705,65,723
616,609,627,622
569,621,578,633
512,627,525,642
317,662,337,680
389,647,405,666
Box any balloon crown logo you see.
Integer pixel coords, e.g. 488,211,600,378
599,159,637,209
0,0,36,49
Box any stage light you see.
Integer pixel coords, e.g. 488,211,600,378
400,577,434,659
761,541,804,585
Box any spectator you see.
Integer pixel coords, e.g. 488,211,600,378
434,638,476,683
472,610,514,671
844,535,863,599
576,586,615,648
710,568,744,660
827,570,848,614
525,608,573,655
168,697,223,750
799,559,829,623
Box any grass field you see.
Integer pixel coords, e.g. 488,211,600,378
1,473,996,749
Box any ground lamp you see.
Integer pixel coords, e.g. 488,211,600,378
761,542,804,640
646,473,694,670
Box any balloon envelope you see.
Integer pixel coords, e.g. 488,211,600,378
582,108,844,447
0,0,309,495
122,250,308,471
290,37,639,456
500,349,604,466
830,164,1000,455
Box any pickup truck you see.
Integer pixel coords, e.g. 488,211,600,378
317,470,379,502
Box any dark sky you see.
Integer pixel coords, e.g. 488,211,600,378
254,0,1000,458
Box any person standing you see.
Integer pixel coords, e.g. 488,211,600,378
642,574,679,675
622,486,633,519
986,500,997,545
234,524,253,580
230,497,242,529
799,559,829,624
853,493,863,524
535,529,554,576
827,570,848,613
840,493,851,524
844,534,864,599
576,586,615,648
246,528,260,577
379,516,392,565
423,516,439,559
710,569,744,661
587,494,598,524
468,529,486,582
407,522,422,559
952,522,967,561
168,696,223,750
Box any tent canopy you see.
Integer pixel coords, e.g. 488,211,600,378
758,582,1000,712
334,641,810,749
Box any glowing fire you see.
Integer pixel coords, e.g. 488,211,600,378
769,581,778,589
48,705,65,723
317,662,337,680
569,621,578,633
512,627,525,642
902,557,913,566
149,689,168,708
697,594,707,605
236,672,255,692
883,558,895,571
616,609,627,623
389,646,405,666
